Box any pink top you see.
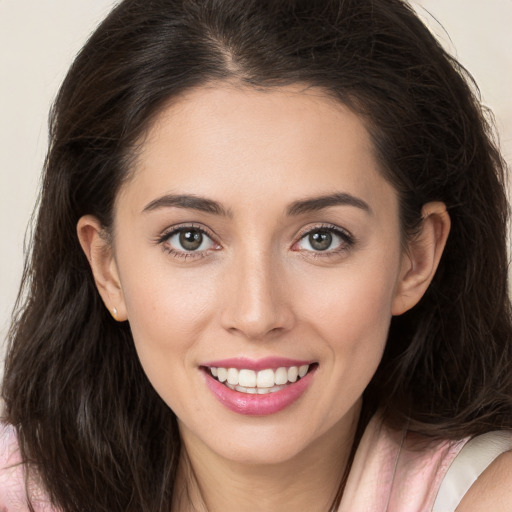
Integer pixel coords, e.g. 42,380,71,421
339,413,468,511
0,416,470,511
0,423,54,511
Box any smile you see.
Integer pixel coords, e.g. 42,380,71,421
208,365,310,394
202,360,317,415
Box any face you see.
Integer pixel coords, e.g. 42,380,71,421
107,85,408,464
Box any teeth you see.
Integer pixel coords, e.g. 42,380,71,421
217,367,228,382
298,365,309,378
235,385,257,394
257,369,275,388
227,368,239,385
275,367,288,385
208,364,311,393
238,369,257,387
288,366,298,383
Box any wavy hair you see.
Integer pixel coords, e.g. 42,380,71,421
3,0,511,510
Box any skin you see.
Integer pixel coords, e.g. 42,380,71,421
78,84,451,511
456,451,512,511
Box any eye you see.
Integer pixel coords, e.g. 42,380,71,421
158,225,219,256
294,226,354,253
170,228,212,251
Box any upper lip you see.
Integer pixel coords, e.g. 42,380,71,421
201,357,315,371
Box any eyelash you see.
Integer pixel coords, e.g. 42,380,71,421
156,224,219,260
156,223,355,261
293,224,356,258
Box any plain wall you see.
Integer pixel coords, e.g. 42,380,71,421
1,1,511,374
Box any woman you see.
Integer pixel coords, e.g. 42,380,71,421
1,0,511,510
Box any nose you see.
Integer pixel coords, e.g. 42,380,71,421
220,248,295,340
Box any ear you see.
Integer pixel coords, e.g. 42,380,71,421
392,202,450,316
77,215,128,321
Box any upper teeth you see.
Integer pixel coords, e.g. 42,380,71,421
210,365,309,388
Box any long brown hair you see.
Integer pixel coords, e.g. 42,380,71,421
3,0,511,510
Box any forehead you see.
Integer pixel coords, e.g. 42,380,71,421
119,84,396,216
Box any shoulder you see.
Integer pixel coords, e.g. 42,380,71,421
433,429,512,512
0,421,30,509
0,422,31,509
340,412,468,512
0,422,57,511
455,449,512,511
0,421,23,472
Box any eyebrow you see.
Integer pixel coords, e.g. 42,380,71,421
286,192,372,216
142,191,371,217
142,194,232,217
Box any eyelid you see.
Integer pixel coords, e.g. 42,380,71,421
157,222,217,243
154,222,355,260
292,223,356,253
156,223,221,257
294,222,353,240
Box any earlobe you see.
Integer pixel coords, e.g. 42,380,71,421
77,215,128,321
392,202,451,316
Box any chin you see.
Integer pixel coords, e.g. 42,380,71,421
216,434,315,466
181,413,337,467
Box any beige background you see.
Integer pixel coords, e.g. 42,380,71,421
1,1,511,371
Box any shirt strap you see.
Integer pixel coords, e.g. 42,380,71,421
432,430,512,511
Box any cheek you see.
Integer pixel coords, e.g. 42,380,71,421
116,248,219,362
117,261,221,414
301,274,393,423
290,253,400,399
295,258,399,343
312,277,392,380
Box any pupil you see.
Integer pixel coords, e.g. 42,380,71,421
180,230,203,251
309,231,332,251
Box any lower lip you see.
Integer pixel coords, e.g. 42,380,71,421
203,368,315,416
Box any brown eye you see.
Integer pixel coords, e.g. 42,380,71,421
179,229,204,251
164,227,215,253
295,226,354,254
308,231,332,251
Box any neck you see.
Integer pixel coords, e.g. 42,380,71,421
173,403,361,512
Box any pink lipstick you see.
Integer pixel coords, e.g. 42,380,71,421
201,357,317,416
